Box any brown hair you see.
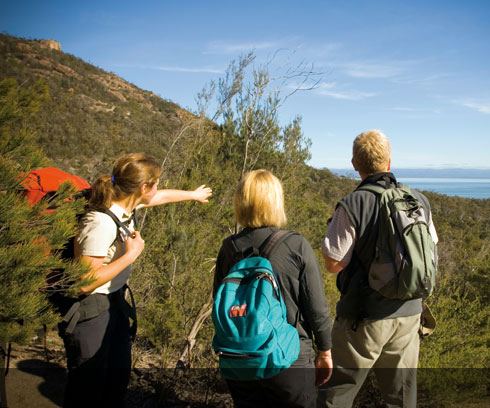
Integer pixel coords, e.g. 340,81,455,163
89,153,161,209
352,130,391,175
233,169,287,228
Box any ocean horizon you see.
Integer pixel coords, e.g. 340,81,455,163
329,169,490,199
397,177,490,199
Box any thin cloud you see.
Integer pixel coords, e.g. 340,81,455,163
330,59,427,79
151,66,224,74
390,107,418,112
318,89,376,100
309,42,343,57
459,100,490,115
343,63,405,79
315,82,376,100
391,73,450,85
204,40,279,54
113,64,224,74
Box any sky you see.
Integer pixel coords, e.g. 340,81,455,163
1,0,490,170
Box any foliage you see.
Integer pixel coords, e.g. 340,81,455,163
0,33,180,179
1,33,489,404
0,77,89,344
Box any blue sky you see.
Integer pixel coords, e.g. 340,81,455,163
2,0,489,169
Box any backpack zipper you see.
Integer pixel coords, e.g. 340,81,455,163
217,351,260,359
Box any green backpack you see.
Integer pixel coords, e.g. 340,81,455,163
358,183,437,300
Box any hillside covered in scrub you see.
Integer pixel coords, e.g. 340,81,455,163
1,33,489,406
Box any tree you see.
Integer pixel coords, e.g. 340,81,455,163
0,78,88,345
131,52,323,367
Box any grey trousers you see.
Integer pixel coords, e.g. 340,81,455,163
318,314,420,408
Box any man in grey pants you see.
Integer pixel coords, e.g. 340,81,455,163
317,130,438,407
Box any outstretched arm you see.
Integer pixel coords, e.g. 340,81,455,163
142,185,212,207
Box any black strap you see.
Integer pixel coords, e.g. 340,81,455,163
1,343,11,376
61,286,137,338
121,284,137,341
260,230,297,258
356,172,399,192
227,229,297,263
99,208,135,239
230,230,299,273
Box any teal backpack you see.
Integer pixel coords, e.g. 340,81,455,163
358,183,437,300
212,230,300,381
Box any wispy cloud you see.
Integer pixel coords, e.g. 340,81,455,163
386,106,442,119
458,100,490,115
328,58,430,80
341,62,405,79
389,107,419,112
290,81,376,100
204,40,280,54
391,73,450,85
308,42,343,57
314,82,376,100
113,64,223,74
151,66,223,74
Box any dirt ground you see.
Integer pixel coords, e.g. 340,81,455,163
3,331,489,408
3,330,232,408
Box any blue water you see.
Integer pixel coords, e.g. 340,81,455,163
397,178,490,199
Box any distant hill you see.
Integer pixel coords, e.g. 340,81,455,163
0,33,352,201
2,33,489,406
330,168,490,179
0,33,189,179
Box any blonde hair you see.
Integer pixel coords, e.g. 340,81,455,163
233,170,287,228
89,153,161,209
352,130,391,175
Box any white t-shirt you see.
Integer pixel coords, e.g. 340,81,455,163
75,203,135,294
322,206,438,263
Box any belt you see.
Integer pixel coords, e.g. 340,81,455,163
62,284,137,339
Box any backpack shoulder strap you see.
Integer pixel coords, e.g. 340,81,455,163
356,173,402,195
224,229,298,265
260,230,298,259
222,235,243,266
98,208,135,239
356,184,386,195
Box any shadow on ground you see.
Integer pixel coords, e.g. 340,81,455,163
7,359,66,408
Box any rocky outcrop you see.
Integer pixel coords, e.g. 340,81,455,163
54,63,80,79
39,39,61,51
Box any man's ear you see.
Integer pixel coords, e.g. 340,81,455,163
351,158,357,171
387,158,391,171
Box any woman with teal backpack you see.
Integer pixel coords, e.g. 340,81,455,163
61,153,212,408
213,170,332,408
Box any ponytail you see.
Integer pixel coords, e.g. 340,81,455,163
89,175,115,209
89,153,161,210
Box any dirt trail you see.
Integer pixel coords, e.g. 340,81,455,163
5,338,66,408
3,331,232,408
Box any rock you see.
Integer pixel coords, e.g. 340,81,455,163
16,43,32,51
39,40,61,51
54,64,80,79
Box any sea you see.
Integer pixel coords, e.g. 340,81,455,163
329,169,490,199
397,178,490,199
